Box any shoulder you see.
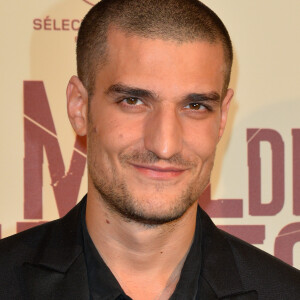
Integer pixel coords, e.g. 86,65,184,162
0,218,56,258
0,199,85,290
0,218,61,297
221,229,300,297
0,216,65,284
198,206,300,298
0,198,84,258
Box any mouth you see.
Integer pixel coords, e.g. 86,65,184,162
130,163,187,180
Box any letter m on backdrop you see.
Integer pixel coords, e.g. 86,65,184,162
23,81,86,221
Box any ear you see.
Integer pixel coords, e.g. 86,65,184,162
66,76,88,136
218,88,234,140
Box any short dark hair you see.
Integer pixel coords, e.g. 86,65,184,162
77,0,233,98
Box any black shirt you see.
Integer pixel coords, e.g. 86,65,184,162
81,205,202,300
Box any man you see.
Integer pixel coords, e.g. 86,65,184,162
0,0,299,299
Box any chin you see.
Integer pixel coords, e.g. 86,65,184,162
90,162,206,225
104,188,199,226
120,204,194,226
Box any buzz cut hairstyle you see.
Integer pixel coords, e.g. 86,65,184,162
77,0,233,99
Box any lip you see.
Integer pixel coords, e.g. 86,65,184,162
130,163,187,180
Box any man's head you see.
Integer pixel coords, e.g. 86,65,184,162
77,0,233,99
67,0,233,225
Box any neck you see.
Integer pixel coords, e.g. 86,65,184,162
85,188,198,300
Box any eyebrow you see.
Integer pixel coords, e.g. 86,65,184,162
105,83,158,99
184,92,221,103
105,83,220,103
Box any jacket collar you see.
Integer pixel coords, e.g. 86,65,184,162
21,196,89,299
20,196,257,299
198,207,258,299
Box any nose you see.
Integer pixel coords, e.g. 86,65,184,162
144,106,183,160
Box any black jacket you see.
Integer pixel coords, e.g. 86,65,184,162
0,197,299,299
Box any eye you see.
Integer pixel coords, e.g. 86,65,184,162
184,103,207,111
122,97,143,106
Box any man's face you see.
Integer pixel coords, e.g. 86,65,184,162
87,29,232,224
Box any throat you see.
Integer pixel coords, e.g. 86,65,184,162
116,259,185,300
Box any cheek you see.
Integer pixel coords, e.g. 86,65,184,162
91,123,123,159
184,118,220,159
89,113,144,162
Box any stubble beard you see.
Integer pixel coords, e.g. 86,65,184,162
88,147,214,226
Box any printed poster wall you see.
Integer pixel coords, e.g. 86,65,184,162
0,0,299,269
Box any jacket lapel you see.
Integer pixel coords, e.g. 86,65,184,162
198,207,258,300
22,253,89,299
19,199,258,299
220,291,258,299
21,198,90,299
198,277,257,300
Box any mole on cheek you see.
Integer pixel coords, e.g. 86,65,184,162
106,219,110,224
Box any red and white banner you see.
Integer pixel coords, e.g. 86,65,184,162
0,0,299,269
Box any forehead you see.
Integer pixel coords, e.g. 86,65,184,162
96,29,226,95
